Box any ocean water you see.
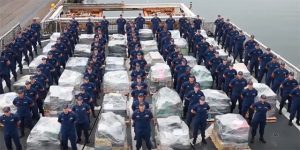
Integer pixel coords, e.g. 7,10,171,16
85,0,300,67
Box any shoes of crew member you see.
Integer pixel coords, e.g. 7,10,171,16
250,137,254,143
296,120,300,126
202,139,207,144
288,121,293,126
259,137,266,143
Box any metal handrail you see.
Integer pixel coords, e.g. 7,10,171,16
0,23,21,51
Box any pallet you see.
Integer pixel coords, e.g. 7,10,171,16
266,117,277,123
211,130,250,150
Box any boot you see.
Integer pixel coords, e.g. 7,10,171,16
202,139,207,144
288,120,293,126
77,138,82,143
192,138,197,145
296,120,300,126
250,136,254,143
259,137,266,143
278,108,283,115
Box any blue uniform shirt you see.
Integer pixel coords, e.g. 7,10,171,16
58,112,77,131
242,88,258,107
132,109,153,131
75,93,91,104
0,57,10,75
81,82,96,98
266,62,280,77
116,18,126,29
290,88,300,105
223,69,237,83
252,102,271,121
259,53,273,68
282,79,298,96
131,89,148,99
166,18,175,30
192,103,210,122
244,40,257,51
132,101,150,111
230,78,248,95
131,82,148,90
0,114,20,135
72,104,90,124
249,48,263,62
151,17,161,30
131,70,146,80
187,90,205,109
272,68,289,83
193,19,202,30
13,96,33,117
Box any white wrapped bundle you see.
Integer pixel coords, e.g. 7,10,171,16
139,29,153,40
202,89,231,117
103,71,130,94
144,52,165,66
58,70,83,89
183,56,197,67
108,40,127,57
200,29,208,38
149,63,172,82
13,75,31,90
74,44,91,57
253,83,277,117
102,93,127,117
79,34,95,44
109,34,126,41
65,57,89,73
152,87,182,118
174,38,188,55
26,117,61,150
191,65,213,89
29,55,47,74
216,49,228,60
105,57,126,72
156,116,190,149
233,63,252,81
42,42,56,55
0,92,18,115
206,37,219,48
214,114,249,145
169,30,180,39
140,40,158,54
95,112,126,149
44,86,74,113
50,32,61,42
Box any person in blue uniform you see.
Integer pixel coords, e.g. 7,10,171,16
289,85,300,126
131,64,146,81
58,104,77,150
132,93,150,111
221,19,232,49
47,52,60,85
86,18,94,34
174,59,188,88
258,48,273,82
166,14,175,30
81,76,97,105
24,81,40,121
214,15,222,39
248,43,263,78
131,84,148,101
116,14,126,34
223,64,237,94
2,46,18,81
241,81,258,124
150,13,161,35
193,15,202,30
233,30,246,63
29,76,46,116
191,96,210,145
72,96,91,144
76,86,95,118
185,84,205,127
13,88,33,137
37,57,55,86
209,51,223,87
216,59,229,90
229,71,247,113
15,32,30,65
9,40,23,74
0,55,12,93
0,107,22,150
203,45,216,70
250,95,271,144
196,38,209,65
176,66,192,93
265,56,280,86
216,18,225,44
31,18,42,48
131,75,148,90
187,22,197,53
135,13,145,30
132,104,153,150
131,53,147,70
271,62,289,93
180,75,197,101
101,16,109,40
279,72,299,114
244,35,257,66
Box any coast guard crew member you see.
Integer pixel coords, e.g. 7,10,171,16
288,84,300,126
229,71,247,113
165,14,175,30
241,81,258,124
0,55,12,93
257,48,273,82
135,13,145,30
150,13,161,35
86,18,94,34
271,62,289,93
116,14,126,35
279,72,298,114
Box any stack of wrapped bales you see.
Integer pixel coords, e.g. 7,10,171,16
140,40,158,54
65,57,89,73
183,56,197,67
105,57,126,72
144,51,165,71
108,36,127,57
0,92,17,115
103,71,130,95
13,75,31,90
191,65,213,89
102,93,127,117
148,63,172,92
74,44,91,57
139,29,153,40
58,69,83,89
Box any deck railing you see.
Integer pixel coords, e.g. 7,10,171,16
0,23,21,51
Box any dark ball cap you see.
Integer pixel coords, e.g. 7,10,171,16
229,64,234,67
136,75,142,79
266,48,271,51
289,72,295,76
29,76,36,80
138,93,145,97
84,76,89,80
260,95,267,99
200,96,205,101
136,83,144,87
25,81,31,85
47,51,53,55
194,83,200,88
42,57,47,60
17,88,24,94
3,107,11,113
248,81,253,85
63,104,70,109
238,71,243,75
77,96,83,101
280,62,285,66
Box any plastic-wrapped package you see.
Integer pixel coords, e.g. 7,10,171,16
149,63,172,91
216,49,228,60
0,92,18,115
200,29,208,38
156,116,190,149
144,51,164,71
29,55,47,74
109,34,126,41
191,65,213,89
102,93,127,117
74,44,91,57
44,86,75,114
140,40,158,54
108,40,127,57
42,42,56,55
79,34,95,44
253,83,277,117
183,56,197,67
58,69,83,89
65,57,89,73
152,87,182,118
202,89,231,118
103,71,130,94
50,32,61,42
206,37,219,48
233,63,252,81
95,112,126,150
169,30,180,39
13,75,31,90
26,117,61,150
174,38,188,55
139,29,153,40
105,57,126,72
214,114,249,146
